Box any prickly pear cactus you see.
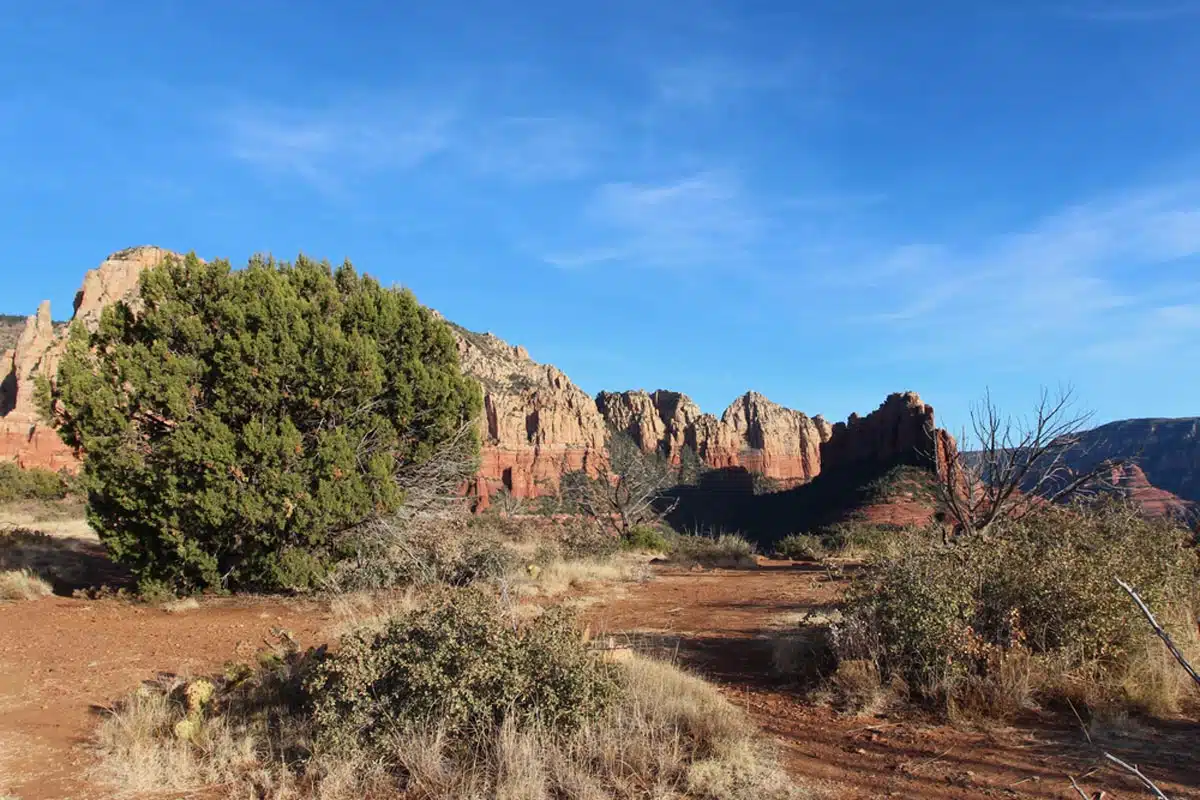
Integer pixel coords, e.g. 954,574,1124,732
173,679,215,742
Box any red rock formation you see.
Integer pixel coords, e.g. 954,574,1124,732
820,391,950,476
452,327,607,507
3,247,966,516
0,246,176,471
1,302,79,471
1107,463,1195,520
596,389,831,485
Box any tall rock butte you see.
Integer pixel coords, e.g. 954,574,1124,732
1,246,954,502
0,246,177,470
595,389,833,483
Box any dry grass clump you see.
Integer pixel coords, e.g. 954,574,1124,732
668,533,758,568
0,568,53,600
161,597,201,614
774,523,925,563
94,590,803,800
324,587,425,638
510,556,650,598
831,502,1199,719
0,525,126,593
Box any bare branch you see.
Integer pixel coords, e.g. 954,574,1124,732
393,418,481,520
560,431,677,535
932,385,1123,539
1116,578,1200,691
1103,753,1170,800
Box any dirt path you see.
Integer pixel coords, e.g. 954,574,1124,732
0,596,329,799
586,561,1200,800
1,560,1197,799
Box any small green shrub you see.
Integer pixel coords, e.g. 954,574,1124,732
560,519,621,560
669,532,758,567
0,462,80,504
95,630,802,799
775,534,827,561
818,520,915,554
307,588,620,749
621,524,669,553
836,502,1199,710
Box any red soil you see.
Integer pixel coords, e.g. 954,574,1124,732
586,562,1200,799
1,562,1198,799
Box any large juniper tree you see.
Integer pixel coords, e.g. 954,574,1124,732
43,252,480,593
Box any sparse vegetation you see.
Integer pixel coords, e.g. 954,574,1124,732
775,522,917,561
860,464,938,504
95,589,802,799
326,515,519,593
43,253,480,594
751,471,782,495
0,461,81,504
560,432,678,535
668,532,758,568
621,523,670,553
818,520,920,557
0,568,53,600
511,556,650,599
775,533,827,561
831,502,1199,717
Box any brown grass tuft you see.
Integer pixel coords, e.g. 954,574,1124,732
0,568,53,601
510,556,650,598
668,533,759,568
94,650,803,799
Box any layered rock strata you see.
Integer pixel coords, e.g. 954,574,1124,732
596,389,833,484
1,246,958,509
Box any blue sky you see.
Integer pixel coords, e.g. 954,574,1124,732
3,0,1199,433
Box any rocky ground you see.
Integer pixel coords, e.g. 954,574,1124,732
2,518,1198,799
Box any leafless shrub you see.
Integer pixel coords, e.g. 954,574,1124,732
392,419,481,521
934,386,1122,538
560,433,679,536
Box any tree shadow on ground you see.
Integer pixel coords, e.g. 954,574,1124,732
0,526,129,595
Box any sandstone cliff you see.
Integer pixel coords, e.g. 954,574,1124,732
451,325,607,505
1106,463,1195,520
0,246,176,470
596,389,831,484
2,246,960,513
820,391,953,476
1064,418,1200,505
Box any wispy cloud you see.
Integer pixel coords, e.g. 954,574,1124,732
218,99,454,193
838,183,1200,364
650,51,835,116
1056,3,1200,22
545,170,763,270
462,116,597,182
217,98,597,192
654,59,782,107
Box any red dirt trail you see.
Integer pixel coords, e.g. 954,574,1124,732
586,561,1200,800
1,562,1198,799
